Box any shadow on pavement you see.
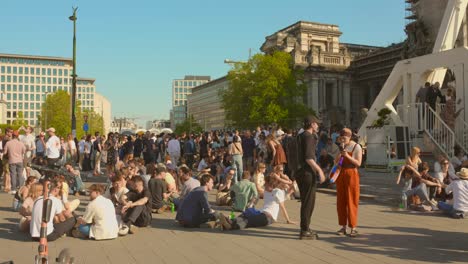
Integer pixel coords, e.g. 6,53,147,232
150,217,299,240
320,226,468,263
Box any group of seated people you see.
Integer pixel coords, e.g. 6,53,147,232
397,146,468,218
13,154,296,241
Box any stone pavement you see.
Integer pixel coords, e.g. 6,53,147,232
1,183,467,264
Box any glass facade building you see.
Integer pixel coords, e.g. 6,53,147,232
172,75,210,107
0,53,99,126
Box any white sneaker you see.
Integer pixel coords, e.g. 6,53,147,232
118,225,129,236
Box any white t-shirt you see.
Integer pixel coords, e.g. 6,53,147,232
30,196,63,237
46,135,61,159
20,134,36,157
261,188,285,221
167,139,180,155
197,159,208,171
82,195,119,240
78,140,85,153
445,180,468,212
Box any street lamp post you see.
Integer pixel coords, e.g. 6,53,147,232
69,7,78,138
44,92,49,130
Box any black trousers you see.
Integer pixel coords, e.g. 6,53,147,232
47,217,76,242
123,205,152,227
295,168,317,232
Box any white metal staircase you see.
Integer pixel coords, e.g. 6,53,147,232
396,103,468,158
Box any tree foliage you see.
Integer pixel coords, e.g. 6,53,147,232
39,90,104,138
12,111,28,127
175,115,203,135
221,51,313,129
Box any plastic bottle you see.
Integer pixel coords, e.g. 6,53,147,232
170,203,175,213
230,210,235,220
400,193,407,209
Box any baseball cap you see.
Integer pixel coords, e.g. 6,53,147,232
46,127,56,133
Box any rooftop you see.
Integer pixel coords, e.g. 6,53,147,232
0,53,72,62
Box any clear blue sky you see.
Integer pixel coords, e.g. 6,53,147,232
1,0,406,124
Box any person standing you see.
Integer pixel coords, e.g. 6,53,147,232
296,116,325,240
228,135,243,183
426,82,445,111
19,126,36,167
3,130,26,194
45,128,61,166
335,128,363,237
93,132,103,176
167,134,181,166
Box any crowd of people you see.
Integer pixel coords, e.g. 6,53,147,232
397,145,468,218
1,112,467,244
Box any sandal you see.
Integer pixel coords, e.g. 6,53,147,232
336,228,347,236
348,229,359,237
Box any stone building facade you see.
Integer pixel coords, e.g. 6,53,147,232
260,21,380,128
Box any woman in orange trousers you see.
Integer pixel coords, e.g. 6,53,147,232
334,128,362,237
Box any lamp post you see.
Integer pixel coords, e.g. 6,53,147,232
44,92,49,130
69,7,78,138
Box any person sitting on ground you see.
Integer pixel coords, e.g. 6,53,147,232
434,154,457,181
270,164,294,199
438,168,468,218
434,158,454,201
64,162,86,195
13,176,36,211
173,165,200,208
231,171,258,212
148,166,170,214
219,175,296,230
216,169,233,206
18,182,43,232
158,163,177,194
119,176,152,236
104,175,129,228
73,184,119,240
451,145,468,172
55,175,80,213
176,174,218,228
253,163,266,199
404,162,440,210
30,180,76,241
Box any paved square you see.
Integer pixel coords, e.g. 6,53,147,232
0,190,467,264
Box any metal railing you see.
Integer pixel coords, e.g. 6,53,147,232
396,103,456,158
424,104,455,157
455,115,468,153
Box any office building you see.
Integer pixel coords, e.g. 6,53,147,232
187,76,229,131
0,53,111,128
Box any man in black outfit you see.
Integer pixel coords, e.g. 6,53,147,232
296,116,325,240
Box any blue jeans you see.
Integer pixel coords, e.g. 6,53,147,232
78,224,91,237
405,183,430,203
9,162,24,191
232,154,243,183
74,175,85,192
438,202,465,218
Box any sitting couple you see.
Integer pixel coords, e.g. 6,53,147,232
218,174,295,230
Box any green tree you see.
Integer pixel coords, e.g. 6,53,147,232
39,90,104,138
221,51,313,129
12,111,28,127
175,115,203,135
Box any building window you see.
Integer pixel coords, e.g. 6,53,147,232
19,67,23,74
25,67,29,75
47,69,51,75
13,76,17,83
7,66,11,74
19,85,23,92
53,69,57,76
13,67,17,74
1,66,5,73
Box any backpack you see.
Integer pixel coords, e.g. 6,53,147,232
285,133,306,174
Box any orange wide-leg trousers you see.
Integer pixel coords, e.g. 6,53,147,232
336,168,360,228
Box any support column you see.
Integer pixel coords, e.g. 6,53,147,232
343,80,351,126
312,79,319,112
